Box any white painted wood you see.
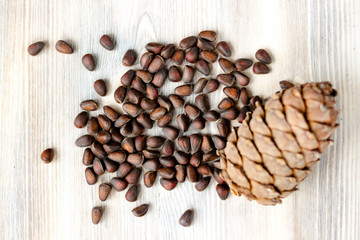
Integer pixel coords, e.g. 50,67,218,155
0,0,359,239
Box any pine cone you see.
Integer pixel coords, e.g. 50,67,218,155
219,82,339,205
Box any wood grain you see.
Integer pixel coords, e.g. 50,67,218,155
0,0,359,239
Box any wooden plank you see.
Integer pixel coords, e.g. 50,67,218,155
0,0,359,239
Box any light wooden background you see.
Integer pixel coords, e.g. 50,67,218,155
0,0,359,239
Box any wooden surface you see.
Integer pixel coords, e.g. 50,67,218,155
0,0,359,239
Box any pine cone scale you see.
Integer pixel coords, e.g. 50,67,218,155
263,154,292,176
